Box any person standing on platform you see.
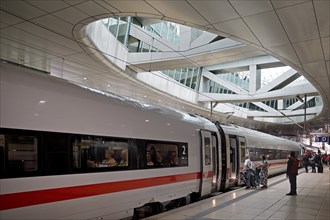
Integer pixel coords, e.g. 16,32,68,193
258,154,268,188
302,152,309,173
310,152,316,173
243,155,253,189
286,151,299,196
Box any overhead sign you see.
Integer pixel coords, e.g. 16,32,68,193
314,136,329,142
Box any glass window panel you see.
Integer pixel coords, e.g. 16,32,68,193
204,138,211,165
71,136,129,169
4,134,38,173
145,142,188,168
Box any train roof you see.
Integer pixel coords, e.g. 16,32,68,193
220,123,302,151
1,63,217,141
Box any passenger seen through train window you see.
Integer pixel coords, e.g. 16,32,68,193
145,143,185,167
72,136,129,169
101,148,117,167
146,152,154,166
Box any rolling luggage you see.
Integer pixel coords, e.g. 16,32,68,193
318,164,323,173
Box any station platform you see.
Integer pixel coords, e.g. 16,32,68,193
147,166,330,220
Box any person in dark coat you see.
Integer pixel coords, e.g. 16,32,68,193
286,151,299,196
302,152,309,173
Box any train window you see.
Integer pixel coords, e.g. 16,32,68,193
145,142,188,167
204,138,211,165
248,148,300,161
252,148,260,160
0,134,38,174
280,150,290,159
71,136,129,170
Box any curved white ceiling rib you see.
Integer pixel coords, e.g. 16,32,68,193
0,0,329,135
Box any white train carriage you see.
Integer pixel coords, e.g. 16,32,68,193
0,63,302,219
0,63,222,219
216,123,301,190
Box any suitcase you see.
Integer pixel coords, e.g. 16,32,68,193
318,164,323,173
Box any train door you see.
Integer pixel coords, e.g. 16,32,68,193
229,136,238,183
211,133,219,192
237,137,247,185
200,130,213,197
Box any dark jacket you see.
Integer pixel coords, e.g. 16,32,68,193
302,155,309,165
287,157,299,175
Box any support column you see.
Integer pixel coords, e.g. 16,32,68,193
278,100,284,110
179,26,192,51
199,70,210,109
249,64,261,94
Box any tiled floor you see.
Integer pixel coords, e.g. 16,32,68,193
147,166,330,220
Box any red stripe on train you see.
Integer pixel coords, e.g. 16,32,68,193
203,171,213,178
0,172,200,211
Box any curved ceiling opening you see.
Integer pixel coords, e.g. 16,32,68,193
82,16,322,126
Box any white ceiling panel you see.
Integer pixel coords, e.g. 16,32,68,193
230,0,273,17
15,22,84,53
276,1,319,43
0,22,8,30
0,1,46,20
92,1,120,13
0,49,54,73
293,39,324,64
52,6,90,25
213,19,261,46
303,62,329,80
63,54,108,70
10,24,82,57
60,63,99,78
271,0,309,9
314,0,330,38
49,57,90,75
107,0,161,15
0,11,24,26
32,14,74,39
188,0,239,24
27,0,71,13
268,44,301,67
310,75,330,98
64,53,110,71
73,1,114,16
244,11,289,47
0,27,58,56
146,1,209,26
322,37,330,61
64,0,89,6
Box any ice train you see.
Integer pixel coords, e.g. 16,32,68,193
1,63,305,219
